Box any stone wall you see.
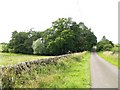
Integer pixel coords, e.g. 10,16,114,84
0,54,70,75
0,54,71,88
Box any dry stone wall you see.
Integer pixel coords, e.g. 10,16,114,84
0,54,71,88
0,54,70,75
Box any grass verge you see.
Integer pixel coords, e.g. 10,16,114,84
98,52,120,69
2,52,91,88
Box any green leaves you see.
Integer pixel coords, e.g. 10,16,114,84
97,36,114,51
8,18,97,55
8,30,42,54
33,18,97,55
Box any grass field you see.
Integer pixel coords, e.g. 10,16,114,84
2,52,91,88
98,51,119,69
0,52,52,66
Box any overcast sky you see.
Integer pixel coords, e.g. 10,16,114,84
0,0,119,43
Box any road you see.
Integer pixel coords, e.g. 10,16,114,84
90,52,118,88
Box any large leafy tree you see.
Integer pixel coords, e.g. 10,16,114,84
8,30,41,54
33,18,97,55
8,18,97,55
97,36,114,51
9,31,28,53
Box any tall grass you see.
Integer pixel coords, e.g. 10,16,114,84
2,52,91,88
98,51,119,69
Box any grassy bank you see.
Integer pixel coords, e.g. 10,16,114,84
2,52,91,88
98,51,119,69
0,53,52,66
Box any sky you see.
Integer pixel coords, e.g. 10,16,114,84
0,0,119,44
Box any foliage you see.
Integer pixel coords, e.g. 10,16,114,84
2,52,91,88
7,18,97,55
8,30,41,54
111,44,120,53
33,18,97,55
0,43,9,52
97,36,114,51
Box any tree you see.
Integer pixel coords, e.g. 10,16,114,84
8,18,97,55
8,30,42,54
34,18,97,55
97,36,114,51
1,43,9,52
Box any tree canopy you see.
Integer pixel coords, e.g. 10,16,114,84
33,18,97,55
8,30,41,54
6,18,97,55
96,36,114,51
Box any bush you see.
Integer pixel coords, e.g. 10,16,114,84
1,43,9,52
111,46,119,53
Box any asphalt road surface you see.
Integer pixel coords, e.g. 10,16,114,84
90,52,118,88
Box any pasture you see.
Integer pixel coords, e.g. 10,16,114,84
0,52,52,66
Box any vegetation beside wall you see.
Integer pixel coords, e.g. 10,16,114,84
1,52,91,88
